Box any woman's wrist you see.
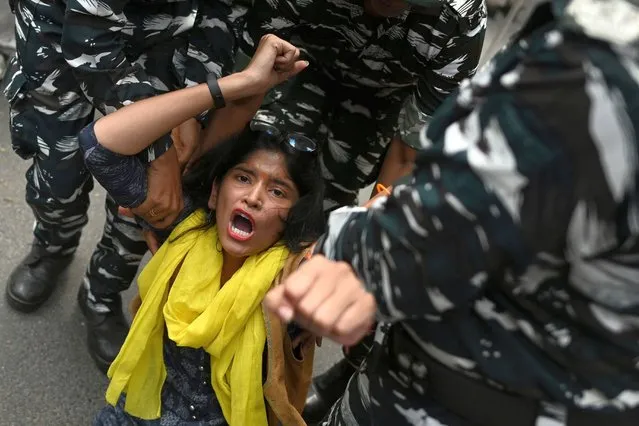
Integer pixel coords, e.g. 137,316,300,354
217,71,263,104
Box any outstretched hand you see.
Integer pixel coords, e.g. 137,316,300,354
132,146,184,229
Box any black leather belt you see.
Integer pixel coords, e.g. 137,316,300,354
390,325,639,426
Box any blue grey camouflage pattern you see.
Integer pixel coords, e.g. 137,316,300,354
2,0,242,301
239,0,487,211
314,0,639,424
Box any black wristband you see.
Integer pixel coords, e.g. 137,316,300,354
206,74,226,109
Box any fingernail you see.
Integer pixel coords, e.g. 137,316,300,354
278,306,294,322
303,61,309,66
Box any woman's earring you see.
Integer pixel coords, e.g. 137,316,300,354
207,209,214,223
216,239,222,253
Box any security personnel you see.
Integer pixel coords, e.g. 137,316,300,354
240,0,487,211
265,0,639,425
238,1,487,419
3,0,244,372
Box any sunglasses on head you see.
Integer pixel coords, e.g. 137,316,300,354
250,120,318,154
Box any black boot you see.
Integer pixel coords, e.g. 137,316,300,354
77,284,129,374
5,241,73,312
303,358,357,425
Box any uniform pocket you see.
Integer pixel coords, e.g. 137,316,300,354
4,62,39,160
2,55,25,104
9,99,40,160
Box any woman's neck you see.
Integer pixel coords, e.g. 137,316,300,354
220,251,247,286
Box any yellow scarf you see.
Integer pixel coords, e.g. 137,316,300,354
105,209,289,425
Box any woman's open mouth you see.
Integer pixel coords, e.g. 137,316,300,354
228,209,255,242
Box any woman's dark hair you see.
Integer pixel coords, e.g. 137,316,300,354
182,127,326,253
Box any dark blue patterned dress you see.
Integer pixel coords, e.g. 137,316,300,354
94,337,227,426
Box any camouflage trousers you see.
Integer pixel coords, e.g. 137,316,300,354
321,368,470,426
321,325,469,426
249,62,405,212
3,0,234,300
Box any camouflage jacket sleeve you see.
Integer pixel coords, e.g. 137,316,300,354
61,0,171,162
315,145,522,322
399,2,487,149
315,27,614,322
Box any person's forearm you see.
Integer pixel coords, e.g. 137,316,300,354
199,109,247,152
370,136,416,198
94,72,259,155
198,96,264,152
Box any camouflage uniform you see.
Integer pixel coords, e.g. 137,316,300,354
239,0,487,211
314,0,639,424
3,0,244,301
